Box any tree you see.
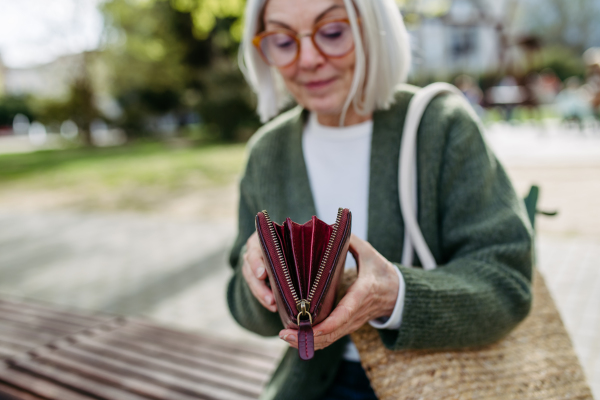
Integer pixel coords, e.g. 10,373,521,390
0,96,32,127
99,0,258,141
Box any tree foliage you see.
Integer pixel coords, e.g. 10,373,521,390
99,0,258,141
0,96,32,127
170,0,245,40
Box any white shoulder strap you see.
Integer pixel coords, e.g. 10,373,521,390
398,83,465,270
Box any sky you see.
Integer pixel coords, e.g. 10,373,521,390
0,0,104,69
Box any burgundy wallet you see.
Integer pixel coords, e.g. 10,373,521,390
255,208,352,360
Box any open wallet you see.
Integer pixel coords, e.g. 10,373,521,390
255,208,352,360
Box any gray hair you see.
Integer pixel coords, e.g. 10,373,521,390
239,0,412,125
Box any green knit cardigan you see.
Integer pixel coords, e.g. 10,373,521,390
227,86,534,400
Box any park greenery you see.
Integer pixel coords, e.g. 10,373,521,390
0,0,598,144
0,142,247,213
0,0,597,215
97,0,259,142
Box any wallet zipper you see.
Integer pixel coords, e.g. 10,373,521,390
262,210,300,304
306,208,343,305
262,208,343,326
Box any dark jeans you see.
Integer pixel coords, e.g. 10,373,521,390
319,360,378,400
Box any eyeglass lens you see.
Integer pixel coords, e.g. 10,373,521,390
259,21,354,66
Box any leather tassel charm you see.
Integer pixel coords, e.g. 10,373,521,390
298,319,315,360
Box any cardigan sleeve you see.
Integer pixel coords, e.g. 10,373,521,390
226,150,284,337
377,96,534,350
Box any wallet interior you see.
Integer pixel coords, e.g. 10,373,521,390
272,216,333,300
256,208,351,324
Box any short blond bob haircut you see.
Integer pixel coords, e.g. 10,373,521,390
239,0,412,125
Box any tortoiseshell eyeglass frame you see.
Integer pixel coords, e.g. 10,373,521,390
252,18,359,68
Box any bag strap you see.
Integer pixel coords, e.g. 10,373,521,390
398,83,466,270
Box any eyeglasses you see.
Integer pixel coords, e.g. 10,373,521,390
252,18,355,68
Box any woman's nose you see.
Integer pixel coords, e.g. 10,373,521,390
297,37,325,70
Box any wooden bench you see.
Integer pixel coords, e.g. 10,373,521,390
0,298,280,400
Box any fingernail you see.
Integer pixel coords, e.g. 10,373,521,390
264,295,272,305
287,335,296,342
315,331,323,336
282,334,288,340
256,267,265,278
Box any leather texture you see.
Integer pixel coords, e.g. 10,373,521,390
255,209,352,360
298,319,315,360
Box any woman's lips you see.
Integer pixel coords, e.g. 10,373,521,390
304,77,337,90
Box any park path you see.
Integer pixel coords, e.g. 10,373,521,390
0,121,599,397
0,210,285,351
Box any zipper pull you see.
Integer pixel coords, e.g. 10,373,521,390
298,319,314,360
296,300,312,325
296,300,314,360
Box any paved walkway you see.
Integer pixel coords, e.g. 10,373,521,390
0,122,598,397
0,211,283,352
536,236,600,398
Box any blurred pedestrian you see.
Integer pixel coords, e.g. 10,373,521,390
486,76,526,121
524,69,561,123
535,69,562,105
555,77,593,129
583,48,600,119
454,74,484,117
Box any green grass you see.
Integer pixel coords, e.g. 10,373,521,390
0,141,247,213
0,142,246,184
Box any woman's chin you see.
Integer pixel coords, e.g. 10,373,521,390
302,97,344,118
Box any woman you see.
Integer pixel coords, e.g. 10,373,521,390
227,0,534,399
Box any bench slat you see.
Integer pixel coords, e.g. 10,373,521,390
0,366,94,400
0,301,110,326
0,382,46,400
118,327,278,370
8,358,156,400
0,299,110,324
52,345,262,399
0,298,274,400
129,320,281,359
75,337,270,385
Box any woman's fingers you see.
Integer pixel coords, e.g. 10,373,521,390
242,233,277,312
313,283,366,344
279,283,366,349
246,243,267,279
277,236,400,351
279,236,367,349
279,329,299,349
242,256,276,312
348,234,380,273
348,233,361,262
345,234,361,273
315,294,357,334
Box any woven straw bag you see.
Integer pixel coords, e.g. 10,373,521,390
341,83,594,399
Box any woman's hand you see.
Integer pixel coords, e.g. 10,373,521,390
241,232,277,312
279,234,400,349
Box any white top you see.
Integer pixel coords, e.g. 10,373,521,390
302,112,406,361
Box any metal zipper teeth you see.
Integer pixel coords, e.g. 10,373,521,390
262,210,300,305
306,207,343,304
